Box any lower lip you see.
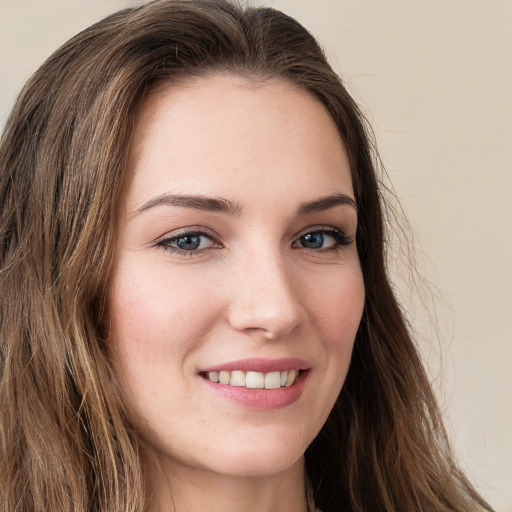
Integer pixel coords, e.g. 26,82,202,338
200,371,309,411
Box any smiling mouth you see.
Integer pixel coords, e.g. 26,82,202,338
200,369,305,389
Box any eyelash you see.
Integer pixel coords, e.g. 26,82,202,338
155,226,353,257
155,227,220,257
293,226,352,253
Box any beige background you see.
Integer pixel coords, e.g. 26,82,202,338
1,0,510,509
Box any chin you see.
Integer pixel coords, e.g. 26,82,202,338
196,428,313,478
203,449,305,479
146,426,311,479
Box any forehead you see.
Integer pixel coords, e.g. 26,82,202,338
125,74,353,210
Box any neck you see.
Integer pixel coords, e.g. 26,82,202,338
143,452,308,512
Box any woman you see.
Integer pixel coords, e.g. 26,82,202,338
0,1,493,511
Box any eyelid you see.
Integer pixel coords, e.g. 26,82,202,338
154,226,222,255
291,225,354,250
153,224,354,258
294,224,351,240
155,226,218,244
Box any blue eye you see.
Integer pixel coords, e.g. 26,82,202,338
294,228,350,251
175,234,203,250
156,230,217,254
300,232,325,249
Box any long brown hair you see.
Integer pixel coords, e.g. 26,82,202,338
0,1,492,510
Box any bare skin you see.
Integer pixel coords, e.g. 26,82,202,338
108,75,363,512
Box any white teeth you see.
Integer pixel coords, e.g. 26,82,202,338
246,371,265,389
230,371,246,387
206,369,301,388
219,371,230,385
265,371,281,389
286,369,296,387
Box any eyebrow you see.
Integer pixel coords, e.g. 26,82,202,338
132,192,356,217
134,193,243,216
297,193,357,215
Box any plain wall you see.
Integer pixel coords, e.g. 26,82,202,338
1,0,511,509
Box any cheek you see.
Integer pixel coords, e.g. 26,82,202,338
106,261,225,435
310,265,365,349
107,260,222,383
295,264,364,435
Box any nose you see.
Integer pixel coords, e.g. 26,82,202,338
226,248,307,340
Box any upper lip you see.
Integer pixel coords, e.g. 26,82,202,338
200,357,310,374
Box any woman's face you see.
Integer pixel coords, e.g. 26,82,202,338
108,75,364,478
